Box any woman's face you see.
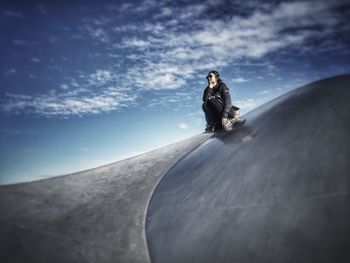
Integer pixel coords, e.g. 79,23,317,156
207,73,217,85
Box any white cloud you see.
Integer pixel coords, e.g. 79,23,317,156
88,70,114,86
31,57,40,63
236,98,263,114
127,64,188,90
79,24,109,42
60,84,69,90
13,39,28,46
154,7,173,18
232,77,249,83
1,69,138,117
258,90,271,95
2,0,347,118
65,1,343,97
108,0,160,16
122,38,150,48
38,5,48,15
236,86,290,114
4,69,16,77
1,91,137,117
70,81,79,87
113,24,140,33
3,10,23,18
48,36,60,43
130,0,159,13
144,91,193,110
115,0,345,92
179,123,189,129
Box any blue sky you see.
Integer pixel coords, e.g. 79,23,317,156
1,0,349,184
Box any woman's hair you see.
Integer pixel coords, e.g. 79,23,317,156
206,70,222,82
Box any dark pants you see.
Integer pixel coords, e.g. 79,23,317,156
202,98,223,126
202,98,240,126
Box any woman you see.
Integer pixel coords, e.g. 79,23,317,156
202,70,244,132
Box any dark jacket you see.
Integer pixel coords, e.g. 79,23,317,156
202,80,232,118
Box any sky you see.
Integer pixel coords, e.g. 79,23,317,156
1,0,349,185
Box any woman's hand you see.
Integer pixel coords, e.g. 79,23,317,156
222,117,233,131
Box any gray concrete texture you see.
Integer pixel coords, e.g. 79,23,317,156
146,75,350,263
0,133,211,263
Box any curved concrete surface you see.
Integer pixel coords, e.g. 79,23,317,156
146,75,350,263
0,133,211,263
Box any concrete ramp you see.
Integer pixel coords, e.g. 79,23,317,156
2,75,349,263
146,75,350,263
0,133,211,263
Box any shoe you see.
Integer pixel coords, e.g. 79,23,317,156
212,122,222,132
231,117,246,127
223,119,233,131
236,117,246,124
205,124,214,132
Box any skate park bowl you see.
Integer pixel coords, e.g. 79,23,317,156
146,74,350,263
1,74,350,263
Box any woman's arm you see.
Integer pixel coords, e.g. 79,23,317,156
220,83,232,118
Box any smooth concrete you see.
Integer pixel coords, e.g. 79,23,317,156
0,133,211,263
146,75,350,263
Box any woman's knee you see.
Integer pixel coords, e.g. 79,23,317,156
208,98,223,112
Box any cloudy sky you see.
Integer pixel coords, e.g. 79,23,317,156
1,0,349,184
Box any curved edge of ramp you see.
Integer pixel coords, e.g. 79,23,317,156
141,133,213,263
0,133,212,263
